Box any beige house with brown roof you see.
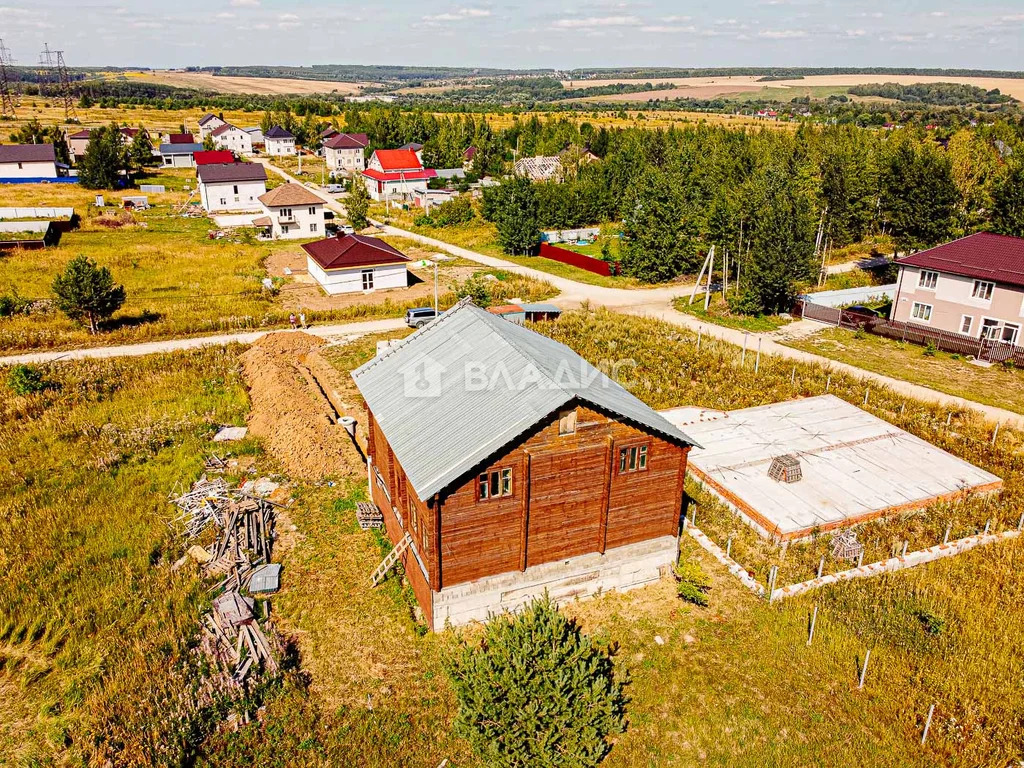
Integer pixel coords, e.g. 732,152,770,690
255,183,325,240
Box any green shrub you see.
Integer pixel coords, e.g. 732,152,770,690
445,595,627,767
675,559,711,606
430,195,475,227
0,288,31,317
6,364,57,395
923,342,937,357
915,609,946,636
453,274,492,307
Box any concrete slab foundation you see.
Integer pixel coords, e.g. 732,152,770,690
432,535,679,628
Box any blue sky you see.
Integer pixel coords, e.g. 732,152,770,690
1,0,1022,70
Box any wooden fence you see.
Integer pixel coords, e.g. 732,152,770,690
798,299,1024,365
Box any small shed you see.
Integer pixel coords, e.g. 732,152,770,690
518,303,562,322
487,304,526,324
302,233,410,295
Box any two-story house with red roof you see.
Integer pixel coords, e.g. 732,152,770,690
323,132,369,175
362,149,437,202
892,233,1024,346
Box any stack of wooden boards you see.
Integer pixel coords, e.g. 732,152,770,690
169,475,282,687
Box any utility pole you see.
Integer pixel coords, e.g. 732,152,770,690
0,38,17,119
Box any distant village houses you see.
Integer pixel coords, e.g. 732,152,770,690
211,124,254,155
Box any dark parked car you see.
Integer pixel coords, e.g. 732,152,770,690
845,305,881,317
406,307,438,328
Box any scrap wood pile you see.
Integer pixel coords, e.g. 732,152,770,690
170,474,283,686
201,591,280,685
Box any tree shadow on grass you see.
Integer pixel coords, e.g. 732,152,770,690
100,309,163,333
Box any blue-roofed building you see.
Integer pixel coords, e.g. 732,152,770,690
160,143,205,168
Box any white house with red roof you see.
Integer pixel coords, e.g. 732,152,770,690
362,149,437,202
211,124,253,155
198,113,227,140
891,232,1024,344
323,132,369,175
302,233,410,294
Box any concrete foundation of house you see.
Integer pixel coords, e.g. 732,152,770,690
431,534,679,628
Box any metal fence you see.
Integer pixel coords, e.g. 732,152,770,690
798,299,1024,365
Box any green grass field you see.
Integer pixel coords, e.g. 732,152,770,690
673,294,792,333
784,327,1024,415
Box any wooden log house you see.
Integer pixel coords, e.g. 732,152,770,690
352,299,697,629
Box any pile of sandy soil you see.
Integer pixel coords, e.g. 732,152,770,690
241,331,365,482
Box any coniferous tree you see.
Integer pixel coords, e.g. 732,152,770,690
991,160,1024,238
128,127,154,171
743,164,816,313
445,595,626,768
51,256,126,333
620,166,699,282
78,124,127,190
879,136,957,253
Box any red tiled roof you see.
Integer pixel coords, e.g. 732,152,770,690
69,129,91,139
193,150,235,165
120,127,139,138
373,148,423,171
324,132,369,150
897,233,1024,288
169,133,195,144
464,146,477,160
302,234,409,271
211,123,237,137
362,168,437,182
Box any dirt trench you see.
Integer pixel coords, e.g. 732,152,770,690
240,331,365,482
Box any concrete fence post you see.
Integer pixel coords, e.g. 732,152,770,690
992,422,1000,445
817,556,825,579
826,375,831,393
755,338,762,374
922,704,935,745
726,537,732,558
807,604,818,646
863,388,870,406
858,648,871,689
902,541,909,557
943,524,951,545
741,333,748,366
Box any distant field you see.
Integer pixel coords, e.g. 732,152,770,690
123,70,374,96
566,74,1024,103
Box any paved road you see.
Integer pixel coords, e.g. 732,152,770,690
252,159,348,217
825,254,891,275
0,318,406,366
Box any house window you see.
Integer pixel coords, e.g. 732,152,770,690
918,270,938,289
558,408,577,435
981,318,1000,339
232,184,238,194
308,206,316,215
309,223,317,233
972,280,994,301
911,302,932,322
1002,323,1020,345
362,269,374,290
219,198,227,205
619,444,648,473
16,162,22,170
960,315,973,335
478,468,512,499
281,207,292,218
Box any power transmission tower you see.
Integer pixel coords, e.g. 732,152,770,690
40,43,77,122
0,38,17,119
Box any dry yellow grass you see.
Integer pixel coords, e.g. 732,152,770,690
564,74,1024,102
3,102,261,136
123,70,373,96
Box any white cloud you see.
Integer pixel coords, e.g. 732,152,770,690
230,0,259,6
278,12,301,28
929,11,947,17
661,15,691,23
846,29,866,37
216,11,235,19
423,7,491,22
553,15,641,28
641,24,696,33
758,29,808,38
